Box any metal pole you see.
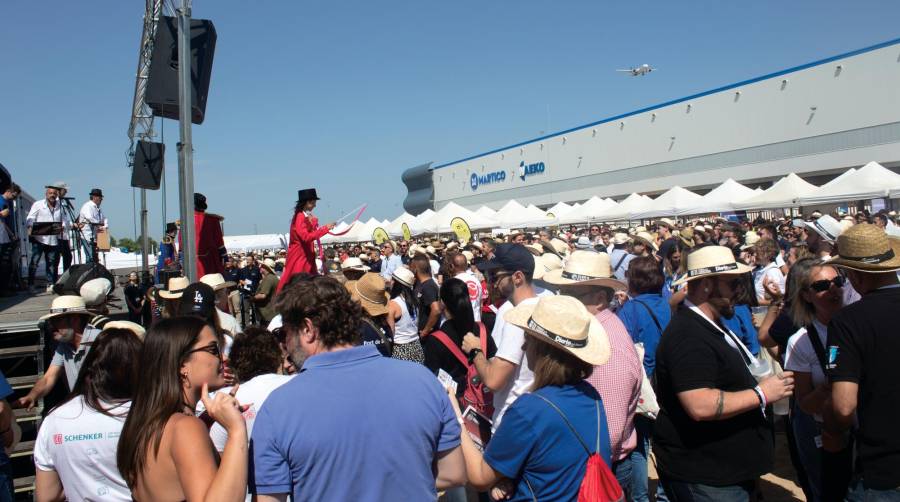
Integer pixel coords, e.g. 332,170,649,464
177,0,197,281
140,189,149,274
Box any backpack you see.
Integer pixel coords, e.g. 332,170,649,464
528,393,624,502
428,322,494,419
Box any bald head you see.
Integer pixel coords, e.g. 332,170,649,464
451,252,468,274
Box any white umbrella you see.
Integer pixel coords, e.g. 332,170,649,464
801,162,900,205
733,173,819,210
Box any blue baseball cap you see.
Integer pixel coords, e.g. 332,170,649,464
476,243,535,279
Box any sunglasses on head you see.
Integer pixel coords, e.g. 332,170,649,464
809,276,844,293
187,342,222,359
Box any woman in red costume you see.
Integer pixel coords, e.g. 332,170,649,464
277,188,334,292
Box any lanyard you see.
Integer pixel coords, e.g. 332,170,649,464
684,300,757,366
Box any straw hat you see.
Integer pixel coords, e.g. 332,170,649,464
467,241,484,251
158,276,190,300
347,274,390,317
740,231,760,250
632,232,659,252
504,295,610,366
829,224,900,273
525,243,544,256
392,267,416,288
200,273,236,291
658,218,677,230
342,256,370,272
672,245,752,286
805,215,843,244
103,320,146,339
532,255,547,280
549,238,569,256
462,250,475,263
40,295,93,321
542,250,627,291
539,253,563,273
612,232,631,245
679,227,695,247
80,278,111,307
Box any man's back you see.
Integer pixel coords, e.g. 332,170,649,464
251,345,459,501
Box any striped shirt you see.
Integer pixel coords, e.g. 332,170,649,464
586,308,642,461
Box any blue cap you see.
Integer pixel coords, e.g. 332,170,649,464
476,243,535,280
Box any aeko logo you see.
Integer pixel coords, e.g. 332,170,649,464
519,161,545,181
470,170,506,191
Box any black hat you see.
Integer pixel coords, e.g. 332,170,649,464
89,188,103,197
477,243,535,280
178,282,216,320
297,188,320,202
194,193,208,211
165,222,178,234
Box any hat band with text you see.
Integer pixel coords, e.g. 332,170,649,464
562,270,605,281
687,262,739,277
527,317,587,349
814,220,838,241
840,247,895,264
50,306,87,314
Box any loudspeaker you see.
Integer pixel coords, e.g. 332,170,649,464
53,263,116,296
131,140,165,190
0,162,10,194
146,16,217,125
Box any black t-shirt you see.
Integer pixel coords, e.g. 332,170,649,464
653,307,773,485
422,320,497,397
359,317,392,357
240,266,261,293
414,278,440,332
767,307,798,355
369,259,382,274
223,267,241,285
827,286,900,489
124,284,144,312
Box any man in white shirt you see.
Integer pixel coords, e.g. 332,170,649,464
462,243,554,429
449,251,483,322
26,186,67,290
379,241,403,285
79,188,107,263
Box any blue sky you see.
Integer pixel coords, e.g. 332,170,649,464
1,1,898,240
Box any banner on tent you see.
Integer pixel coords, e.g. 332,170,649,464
450,217,472,243
372,227,389,245
401,223,412,241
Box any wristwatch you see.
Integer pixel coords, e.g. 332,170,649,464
467,348,483,363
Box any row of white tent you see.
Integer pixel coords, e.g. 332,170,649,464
226,162,900,247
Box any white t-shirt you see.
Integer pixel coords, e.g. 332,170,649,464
429,259,440,278
391,297,419,344
490,289,555,429
206,374,294,452
34,397,131,501
454,271,483,322
754,262,785,301
785,319,828,422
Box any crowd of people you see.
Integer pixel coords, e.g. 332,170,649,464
10,184,900,501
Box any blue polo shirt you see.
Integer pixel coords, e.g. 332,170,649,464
722,304,760,356
250,345,460,501
618,293,672,377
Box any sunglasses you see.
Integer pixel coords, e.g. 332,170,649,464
809,276,844,293
186,342,222,359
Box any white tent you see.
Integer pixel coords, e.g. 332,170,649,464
336,217,383,243
519,204,558,228
407,209,435,236
224,234,288,252
475,206,498,219
800,162,900,205
493,200,551,228
677,179,758,215
420,202,498,233
559,196,618,224
596,193,652,221
386,212,415,237
320,222,351,244
546,201,573,218
631,186,703,219
733,173,819,210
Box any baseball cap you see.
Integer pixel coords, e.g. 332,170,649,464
179,283,216,320
476,243,535,279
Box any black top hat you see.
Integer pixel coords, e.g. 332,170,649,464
89,188,103,197
297,188,320,202
194,193,208,211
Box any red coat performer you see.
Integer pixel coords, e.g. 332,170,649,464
179,193,227,277
277,188,335,292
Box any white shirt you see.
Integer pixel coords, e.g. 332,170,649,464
490,289,555,429
78,200,107,241
429,259,440,278
785,319,828,421
754,262,785,301
391,297,419,344
454,270,483,322
26,199,66,246
217,307,242,337
34,398,131,501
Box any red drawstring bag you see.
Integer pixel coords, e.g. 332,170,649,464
529,394,624,502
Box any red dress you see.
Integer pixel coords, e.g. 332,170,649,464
277,211,330,292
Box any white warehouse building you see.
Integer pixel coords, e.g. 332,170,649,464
402,37,900,215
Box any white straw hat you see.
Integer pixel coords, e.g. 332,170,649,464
542,250,626,291
804,215,843,244
200,273,236,291
79,278,111,307
673,245,752,286
392,267,416,288
341,256,370,272
40,295,93,321
504,295,611,366
158,276,190,300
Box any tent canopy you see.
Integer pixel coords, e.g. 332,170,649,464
677,179,757,215
559,196,618,224
800,162,900,205
598,193,652,221
386,212,415,237
224,234,287,252
732,173,819,210
630,186,702,219
421,202,498,233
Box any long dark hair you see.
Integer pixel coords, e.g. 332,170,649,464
58,328,142,417
117,316,209,489
390,280,418,319
440,278,475,336
294,198,314,214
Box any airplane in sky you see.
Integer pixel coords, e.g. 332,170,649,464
616,64,656,76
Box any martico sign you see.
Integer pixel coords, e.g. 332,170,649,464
470,161,547,191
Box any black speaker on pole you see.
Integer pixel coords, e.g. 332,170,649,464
0,162,10,194
131,140,165,190
146,16,217,124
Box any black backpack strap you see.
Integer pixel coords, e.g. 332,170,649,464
632,299,663,334
613,253,628,273
530,392,600,456
805,323,829,375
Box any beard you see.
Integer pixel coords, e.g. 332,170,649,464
54,328,76,344
709,280,736,318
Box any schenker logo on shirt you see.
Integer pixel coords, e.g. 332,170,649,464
53,432,107,444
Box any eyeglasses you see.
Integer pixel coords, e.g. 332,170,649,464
809,276,844,293
186,342,222,359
